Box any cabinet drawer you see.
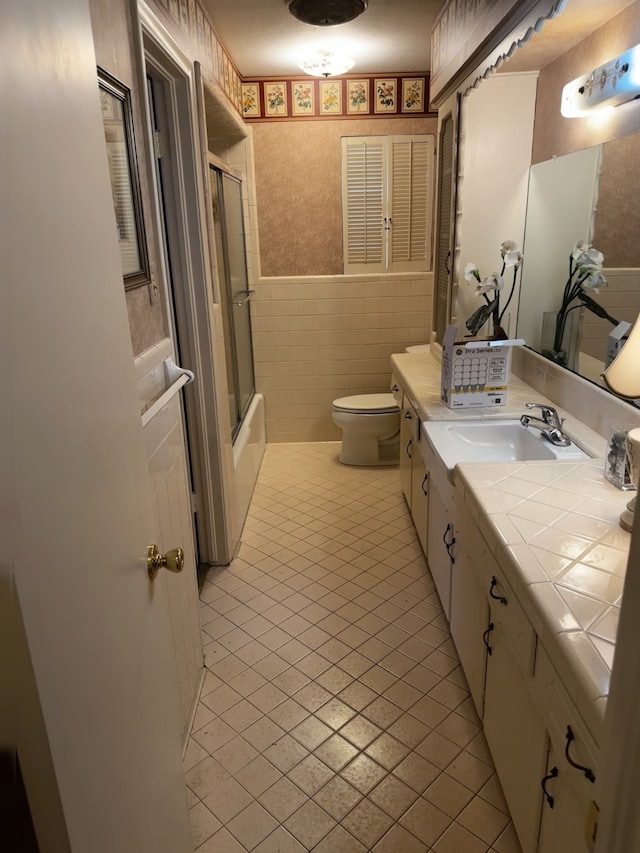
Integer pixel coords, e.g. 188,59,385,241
534,644,598,792
485,567,536,677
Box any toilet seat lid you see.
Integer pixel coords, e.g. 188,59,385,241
333,393,399,414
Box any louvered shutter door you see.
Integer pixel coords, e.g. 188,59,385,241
434,116,455,343
342,137,386,273
389,136,434,272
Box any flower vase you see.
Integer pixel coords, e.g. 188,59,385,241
540,307,583,372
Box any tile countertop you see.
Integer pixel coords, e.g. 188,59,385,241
391,351,632,747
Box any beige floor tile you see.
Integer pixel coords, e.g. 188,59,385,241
433,820,489,852
340,754,387,794
339,715,383,749
365,732,411,770
187,444,517,853
226,801,279,850
341,798,395,848
195,826,246,852
457,795,511,846
287,754,334,795
185,756,231,800
258,777,307,822
284,800,336,848
373,823,426,852
369,774,419,819
233,755,282,798
189,802,221,848
313,776,362,820
393,751,440,794
424,772,476,819
312,825,367,852
446,748,495,793
201,775,253,824
399,796,451,847
313,733,359,772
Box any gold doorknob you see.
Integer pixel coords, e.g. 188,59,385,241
147,544,185,580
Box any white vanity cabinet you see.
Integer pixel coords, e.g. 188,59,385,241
449,531,489,717
483,596,547,853
419,434,457,621
398,394,429,554
534,646,597,853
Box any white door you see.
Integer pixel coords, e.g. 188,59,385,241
5,1,192,851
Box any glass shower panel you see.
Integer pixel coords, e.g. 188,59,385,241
209,165,255,439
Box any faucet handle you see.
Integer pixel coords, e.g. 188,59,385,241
525,402,564,427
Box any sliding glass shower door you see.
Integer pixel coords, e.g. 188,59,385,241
209,165,255,439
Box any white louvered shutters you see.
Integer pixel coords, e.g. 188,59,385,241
342,137,386,272
342,135,434,274
389,136,434,272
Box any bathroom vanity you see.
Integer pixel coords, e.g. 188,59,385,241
391,350,632,853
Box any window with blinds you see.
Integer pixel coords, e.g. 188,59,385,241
341,135,435,274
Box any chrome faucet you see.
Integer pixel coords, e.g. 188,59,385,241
520,402,572,447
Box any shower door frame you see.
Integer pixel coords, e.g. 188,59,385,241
208,156,257,442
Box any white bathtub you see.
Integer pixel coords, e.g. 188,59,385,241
232,393,266,542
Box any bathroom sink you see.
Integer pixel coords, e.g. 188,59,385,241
422,419,589,472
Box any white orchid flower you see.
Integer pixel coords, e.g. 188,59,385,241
464,262,481,283
580,270,608,293
500,240,523,268
572,240,591,260
576,247,604,270
475,272,504,297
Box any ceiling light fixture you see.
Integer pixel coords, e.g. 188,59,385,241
561,45,640,117
287,0,368,27
298,50,355,77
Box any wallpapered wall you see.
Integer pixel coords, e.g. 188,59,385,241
252,116,438,278
90,0,167,355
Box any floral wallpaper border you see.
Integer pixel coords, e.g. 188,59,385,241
149,0,433,123
242,75,433,121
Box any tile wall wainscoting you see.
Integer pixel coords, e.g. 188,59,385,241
252,272,433,443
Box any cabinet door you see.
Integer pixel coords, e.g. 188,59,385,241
399,398,414,505
410,431,429,554
450,546,489,717
483,615,547,853
538,741,594,853
426,479,454,621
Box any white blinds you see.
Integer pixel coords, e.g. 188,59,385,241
342,134,434,274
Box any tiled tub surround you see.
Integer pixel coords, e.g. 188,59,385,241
251,272,433,443
391,350,638,745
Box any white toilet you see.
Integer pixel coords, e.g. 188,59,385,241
332,393,400,466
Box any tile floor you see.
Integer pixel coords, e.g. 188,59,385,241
185,442,522,852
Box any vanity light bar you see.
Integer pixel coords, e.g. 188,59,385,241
561,45,640,117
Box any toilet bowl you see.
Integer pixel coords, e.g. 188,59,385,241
332,393,400,466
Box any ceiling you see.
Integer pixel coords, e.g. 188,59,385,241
200,0,637,80
200,0,444,77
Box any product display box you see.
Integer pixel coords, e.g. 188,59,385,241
441,325,523,409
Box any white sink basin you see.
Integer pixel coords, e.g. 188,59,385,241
422,419,589,472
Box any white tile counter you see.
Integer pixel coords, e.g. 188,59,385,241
391,351,633,746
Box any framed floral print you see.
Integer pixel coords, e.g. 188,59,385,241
292,81,314,115
319,80,341,114
264,82,288,116
98,68,150,291
401,77,425,112
374,78,397,113
346,80,369,114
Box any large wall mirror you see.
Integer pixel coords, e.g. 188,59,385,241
517,133,640,388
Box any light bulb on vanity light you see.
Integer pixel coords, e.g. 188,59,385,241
561,44,640,117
